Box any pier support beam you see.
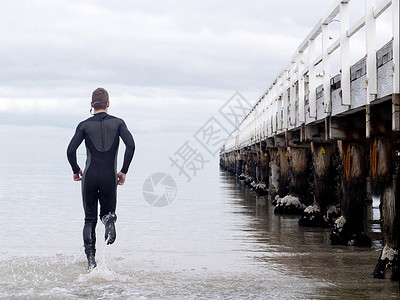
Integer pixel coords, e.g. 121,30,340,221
228,152,236,173
371,136,400,280
278,147,290,198
255,150,261,182
330,141,371,246
251,143,269,196
249,151,257,182
299,143,340,227
268,148,279,200
288,147,310,204
236,153,243,176
273,147,307,214
260,143,269,186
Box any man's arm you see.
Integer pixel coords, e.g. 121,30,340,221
67,124,84,179
119,121,135,175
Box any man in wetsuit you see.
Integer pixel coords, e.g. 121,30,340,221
67,88,135,270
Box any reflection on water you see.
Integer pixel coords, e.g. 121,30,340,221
0,165,399,299
218,170,399,298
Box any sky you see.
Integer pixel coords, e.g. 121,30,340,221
0,0,334,129
0,0,393,177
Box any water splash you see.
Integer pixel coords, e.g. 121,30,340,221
77,259,130,283
77,241,131,283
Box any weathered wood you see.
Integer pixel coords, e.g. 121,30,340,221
373,145,399,280
236,158,243,176
393,93,400,131
274,134,286,147
278,147,290,197
299,142,341,227
305,122,326,142
311,143,337,213
382,184,398,249
287,130,307,147
370,100,392,136
288,147,311,204
329,111,366,141
266,137,275,148
351,74,367,110
260,145,270,186
331,74,350,116
331,140,371,246
268,148,279,198
377,40,394,100
316,85,327,121
300,124,306,143
370,136,398,248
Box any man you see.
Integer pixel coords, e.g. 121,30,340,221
67,88,135,270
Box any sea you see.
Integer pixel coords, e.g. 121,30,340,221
0,124,399,299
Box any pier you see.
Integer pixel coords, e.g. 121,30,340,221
220,0,399,280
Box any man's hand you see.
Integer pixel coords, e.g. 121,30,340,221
117,172,126,185
73,169,83,181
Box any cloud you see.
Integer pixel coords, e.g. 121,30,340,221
0,0,328,85
0,0,350,132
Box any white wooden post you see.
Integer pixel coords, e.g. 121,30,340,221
322,23,331,114
271,86,275,134
366,0,377,137
277,75,283,131
366,0,377,98
254,109,257,142
298,52,305,123
340,1,351,106
290,61,296,126
256,113,258,141
308,38,317,118
272,82,278,134
255,107,258,141
282,70,289,130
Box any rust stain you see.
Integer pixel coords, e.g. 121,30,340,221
343,144,351,179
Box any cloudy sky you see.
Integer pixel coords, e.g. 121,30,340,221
0,0,393,175
0,0,334,128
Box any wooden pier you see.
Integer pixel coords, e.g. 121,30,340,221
220,0,399,280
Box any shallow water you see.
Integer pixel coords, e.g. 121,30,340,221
1,137,399,299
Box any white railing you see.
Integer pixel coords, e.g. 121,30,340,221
222,0,398,153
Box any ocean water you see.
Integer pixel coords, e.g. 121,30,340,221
0,125,399,299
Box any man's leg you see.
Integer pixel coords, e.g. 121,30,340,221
83,216,97,269
99,169,117,244
82,174,99,270
101,212,117,244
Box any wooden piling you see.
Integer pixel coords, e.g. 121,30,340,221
288,147,310,205
268,148,279,199
299,143,341,227
278,147,290,198
371,136,400,279
330,140,371,246
236,152,243,176
261,144,270,188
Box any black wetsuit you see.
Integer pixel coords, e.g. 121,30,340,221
67,112,135,255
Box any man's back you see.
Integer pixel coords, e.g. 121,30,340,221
67,112,135,175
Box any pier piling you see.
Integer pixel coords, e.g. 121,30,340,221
330,141,371,246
